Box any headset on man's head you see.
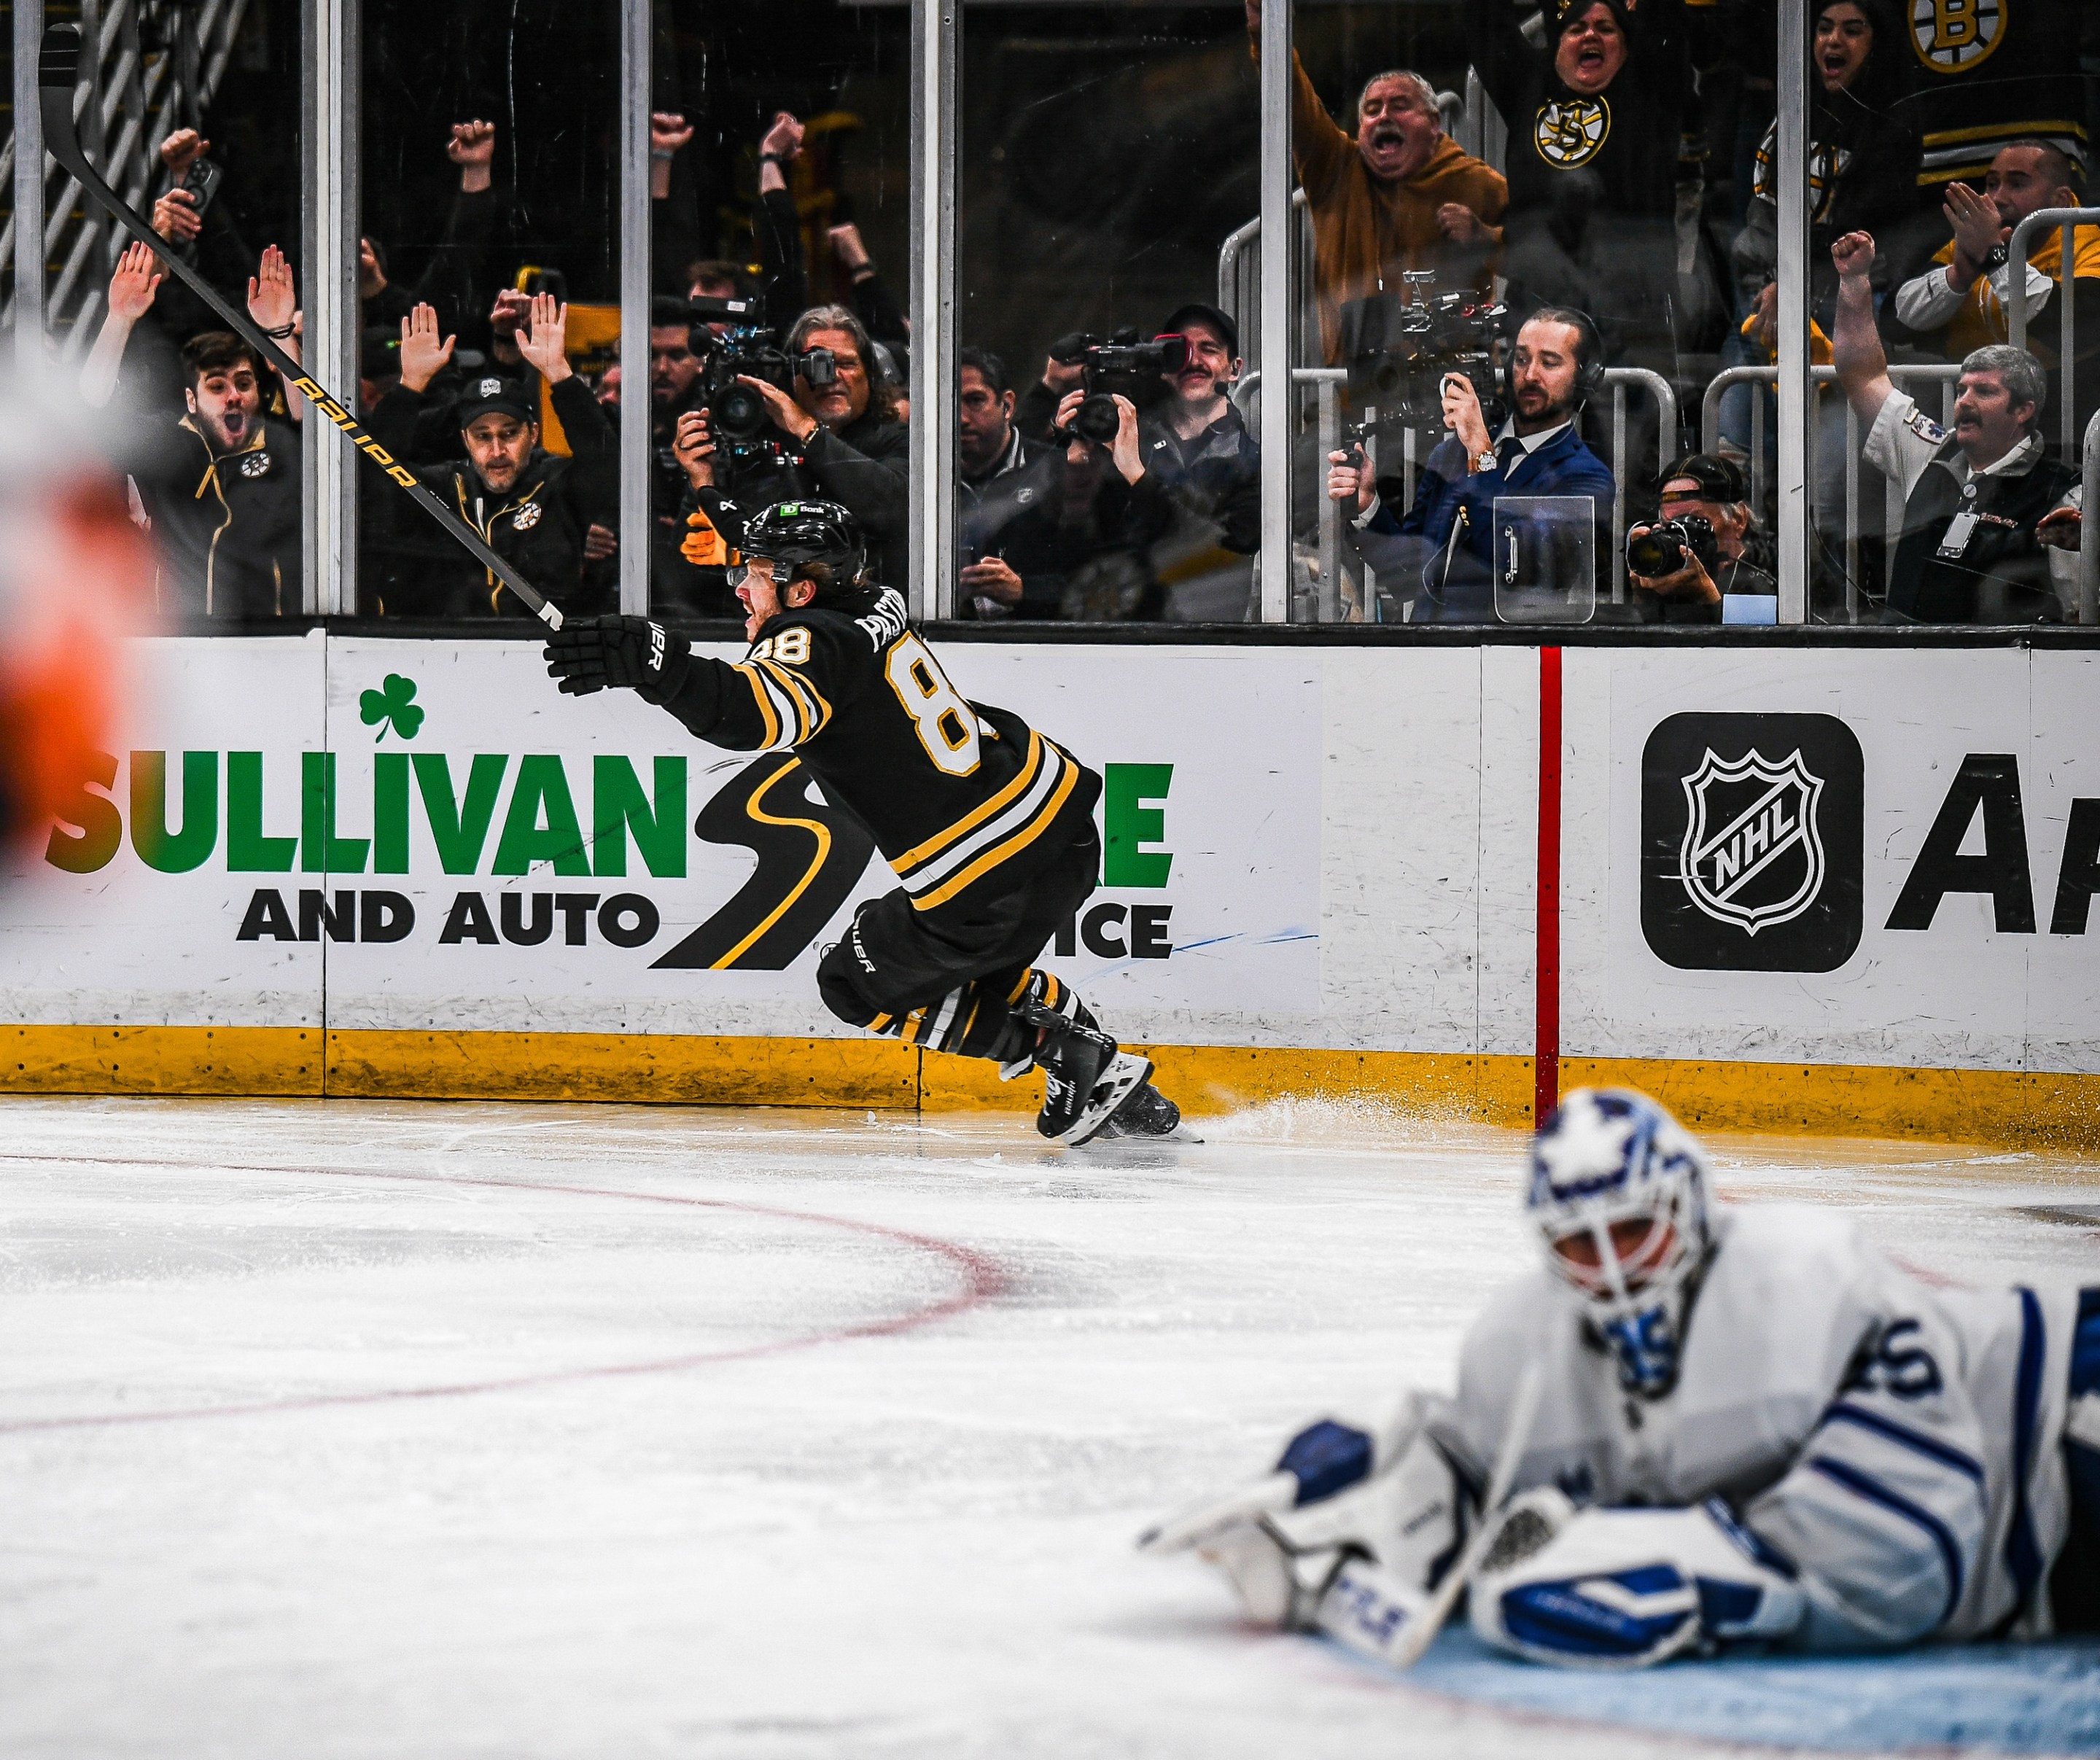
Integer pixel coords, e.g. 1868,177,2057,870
1504,305,1606,409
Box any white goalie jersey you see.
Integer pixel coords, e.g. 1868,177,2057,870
1442,1204,2082,1649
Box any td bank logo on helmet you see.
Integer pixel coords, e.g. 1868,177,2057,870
1641,713,1864,972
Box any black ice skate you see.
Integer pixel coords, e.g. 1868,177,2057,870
1019,999,1152,1146
1097,1080,1182,1140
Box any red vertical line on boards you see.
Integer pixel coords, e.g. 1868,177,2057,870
1535,645,1563,1126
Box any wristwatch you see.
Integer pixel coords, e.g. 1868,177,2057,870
1471,447,1498,475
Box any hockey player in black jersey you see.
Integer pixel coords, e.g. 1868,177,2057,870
542,499,1181,1145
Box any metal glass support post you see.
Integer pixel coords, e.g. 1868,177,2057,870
1256,0,1291,623
1773,0,1810,624
618,0,650,616
12,0,48,364
907,0,957,621
2082,408,2100,626
301,0,357,615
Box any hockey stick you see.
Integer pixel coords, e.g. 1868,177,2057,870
36,23,564,631
1313,1360,1547,1671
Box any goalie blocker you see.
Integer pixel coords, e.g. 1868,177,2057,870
542,499,1180,1145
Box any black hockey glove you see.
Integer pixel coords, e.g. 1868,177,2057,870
544,615,691,704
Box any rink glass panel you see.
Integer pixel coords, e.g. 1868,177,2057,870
354,0,626,623
952,2,1259,626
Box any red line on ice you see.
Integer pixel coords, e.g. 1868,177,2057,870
0,1153,1008,1434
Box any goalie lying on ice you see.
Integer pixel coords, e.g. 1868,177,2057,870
1143,1089,2100,1667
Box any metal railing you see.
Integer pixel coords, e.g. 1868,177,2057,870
1703,362,1961,620
2007,206,2099,462
2083,409,2100,627
4,0,252,352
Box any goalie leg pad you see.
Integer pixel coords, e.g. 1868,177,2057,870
1471,1493,1807,1670
1197,1519,1346,1629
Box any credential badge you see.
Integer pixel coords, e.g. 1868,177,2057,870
1678,747,1827,935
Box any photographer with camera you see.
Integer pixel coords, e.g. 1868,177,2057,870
365,297,616,620
1245,0,1505,365
1625,454,1778,623
674,303,910,589
1052,303,1260,560
1328,306,1615,623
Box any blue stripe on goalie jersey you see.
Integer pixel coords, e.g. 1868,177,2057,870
1276,1419,1374,1505
2003,1288,2047,1613
1501,1565,1696,1658
1806,1455,1965,1628
2074,1288,2100,1397
1821,1401,1987,1490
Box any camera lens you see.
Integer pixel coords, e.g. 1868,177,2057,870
1072,393,1122,445
715,383,768,442
1626,527,1684,577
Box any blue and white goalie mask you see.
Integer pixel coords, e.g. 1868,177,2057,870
1528,1089,1714,1398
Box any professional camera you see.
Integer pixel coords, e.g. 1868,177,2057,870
1051,328,1191,445
1338,272,1506,436
685,295,836,473
1625,514,1719,579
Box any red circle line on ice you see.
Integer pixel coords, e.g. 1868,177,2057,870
0,1152,1009,1434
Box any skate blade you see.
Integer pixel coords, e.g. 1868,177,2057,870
1057,1053,1152,1147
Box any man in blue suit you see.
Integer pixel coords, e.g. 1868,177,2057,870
1331,306,1615,622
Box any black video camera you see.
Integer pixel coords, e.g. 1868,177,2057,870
688,295,845,467
1052,328,1191,445
1626,515,1719,579
1339,273,1506,437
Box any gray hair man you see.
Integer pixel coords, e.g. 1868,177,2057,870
1832,230,2081,623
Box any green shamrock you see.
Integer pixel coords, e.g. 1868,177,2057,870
360,673,425,741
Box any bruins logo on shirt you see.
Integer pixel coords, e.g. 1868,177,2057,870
238,452,271,479
510,502,542,531
1910,0,2003,72
1533,96,1610,168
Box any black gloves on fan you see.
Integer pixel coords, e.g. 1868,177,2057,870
543,615,692,704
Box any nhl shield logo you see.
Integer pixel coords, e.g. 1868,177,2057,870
1642,713,1864,972
1910,0,2002,73
1679,748,1825,935
1533,97,1610,168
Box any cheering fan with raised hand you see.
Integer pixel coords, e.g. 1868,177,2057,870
36,21,564,629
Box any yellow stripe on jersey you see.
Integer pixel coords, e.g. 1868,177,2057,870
911,756,1081,912
732,663,782,750
756,658,831,742
891,730,1046,873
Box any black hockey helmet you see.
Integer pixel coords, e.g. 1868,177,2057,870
736,499,866,592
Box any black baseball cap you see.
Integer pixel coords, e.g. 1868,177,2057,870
1160,301,1240,361
454,373,537,429
1658,453,1748,505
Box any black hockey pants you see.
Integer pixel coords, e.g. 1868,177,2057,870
816,826,1099,1062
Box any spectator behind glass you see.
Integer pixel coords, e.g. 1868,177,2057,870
1466,0,1707,376
1733,1,1918,339
958,347,1049,618
365,297,617,620
1327,307,1616,624
1890,142,2099,456
1626,453,1780,624
1244,0,1506,365
1831,231,2082,623
672,303,910,590
79,241,307,620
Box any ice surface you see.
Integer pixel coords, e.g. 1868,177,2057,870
1,1095,2095,1759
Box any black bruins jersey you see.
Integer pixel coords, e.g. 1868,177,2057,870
656,587,1102,912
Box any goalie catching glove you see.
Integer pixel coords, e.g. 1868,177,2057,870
1470,1488,1807,1668
543,615,691,704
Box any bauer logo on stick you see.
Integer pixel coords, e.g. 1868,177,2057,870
1640,712,1864,973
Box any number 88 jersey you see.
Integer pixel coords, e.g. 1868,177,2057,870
661,586,1102,915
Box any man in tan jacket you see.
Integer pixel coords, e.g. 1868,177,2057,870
1247,0,1507,365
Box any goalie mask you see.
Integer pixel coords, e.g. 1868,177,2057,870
1528,1089,1713,1398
